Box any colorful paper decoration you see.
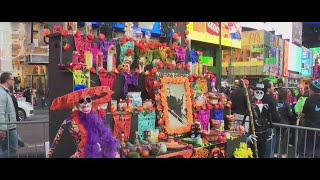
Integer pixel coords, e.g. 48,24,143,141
138,111,156,139
175,47,186,63
113,113,132,141
145,74,155,99
123,72,139,96
99,39,116,62
213,109,224,120
74,35,93,63
189,50,199,64
98,73,116,89
90,43,100,67
198,110,210,131
196,79,208,93
73,70,88,87
120,41,134,63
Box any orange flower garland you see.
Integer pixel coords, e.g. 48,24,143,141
159,77,193,135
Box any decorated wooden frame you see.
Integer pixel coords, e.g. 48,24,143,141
159,77,193,135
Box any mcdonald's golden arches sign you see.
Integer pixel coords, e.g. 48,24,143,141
241,30,264,48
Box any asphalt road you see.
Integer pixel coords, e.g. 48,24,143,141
15,109,49,158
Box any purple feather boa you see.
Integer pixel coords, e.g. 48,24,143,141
78,111,119,158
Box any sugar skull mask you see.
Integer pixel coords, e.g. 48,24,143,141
78,96,92,113
254,90,264,100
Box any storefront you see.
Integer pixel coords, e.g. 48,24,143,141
186,22,242,84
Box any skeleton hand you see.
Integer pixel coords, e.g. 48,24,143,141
248,134,257,144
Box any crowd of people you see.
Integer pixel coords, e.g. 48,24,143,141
229,78,320,158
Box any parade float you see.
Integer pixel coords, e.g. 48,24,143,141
47,22,247,158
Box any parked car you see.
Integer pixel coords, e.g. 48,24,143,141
17,101,34,121
14,93,34,121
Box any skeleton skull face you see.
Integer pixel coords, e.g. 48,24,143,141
77,96,92,113
139,57,146,65
124,55,133,65
254,90,264,100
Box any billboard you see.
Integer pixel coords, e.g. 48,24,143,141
278,37,284,76
186,22,241,48
241,30,264,48
296,46,302,72
292,22,302,45
283,40,289,77
301,48,312,77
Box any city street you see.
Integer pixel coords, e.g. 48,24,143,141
15,109,49,158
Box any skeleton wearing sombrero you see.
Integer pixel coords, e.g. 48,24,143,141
47,86,119,158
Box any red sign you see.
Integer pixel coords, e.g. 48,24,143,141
206,22,220,36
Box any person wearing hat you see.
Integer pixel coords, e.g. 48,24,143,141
301,79,320,157
48,86,119,158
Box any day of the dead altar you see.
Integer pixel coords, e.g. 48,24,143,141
47,22,249,158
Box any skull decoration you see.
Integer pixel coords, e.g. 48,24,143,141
254,90,264,100
138,57,146,72
118,63,130,72
124,55,133,65
77,96,92,114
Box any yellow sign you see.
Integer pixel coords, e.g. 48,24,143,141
187,22,241,48
222,61,264,67
241,30,264,48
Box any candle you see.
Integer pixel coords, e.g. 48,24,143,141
72,22,77,34
198,62,203,75
97,52,103,69
84,51,93,68
72,51,79,64
188,62,193,75
107,53,113,73
84,22,92,35
202,64,207,74
193,63,199,75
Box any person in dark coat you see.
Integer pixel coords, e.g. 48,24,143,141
23,86,32,104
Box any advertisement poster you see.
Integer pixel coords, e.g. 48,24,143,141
278,38,284,76
296,46,302,73
186,22,241,48
288,43,297,71
283,40,289,77
302,48,312,77
292,22,302,45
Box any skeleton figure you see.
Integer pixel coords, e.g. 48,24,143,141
254,90,264,104
48,86,119,158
